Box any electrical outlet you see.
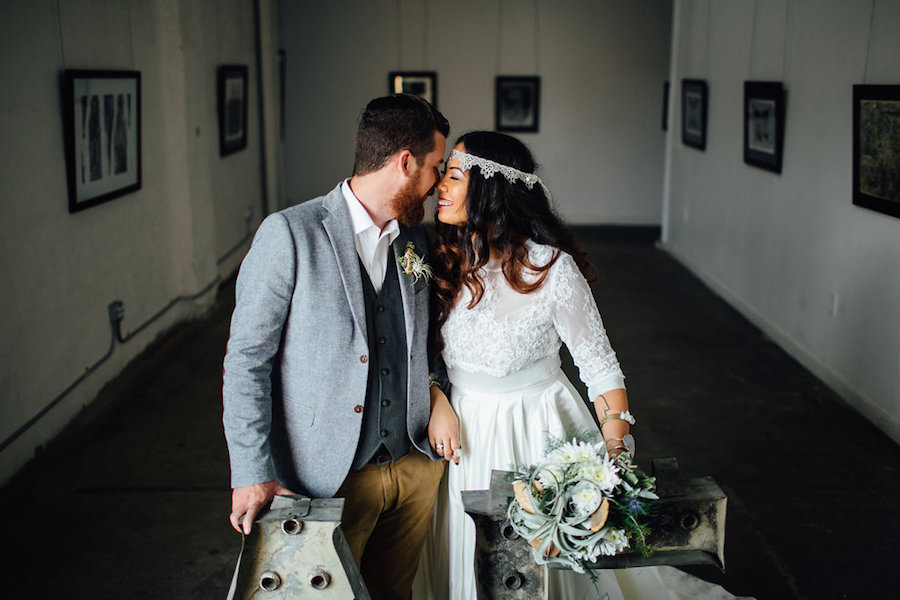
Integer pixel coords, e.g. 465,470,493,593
108,300,125,342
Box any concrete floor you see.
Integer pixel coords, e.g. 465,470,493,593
3,228,899,599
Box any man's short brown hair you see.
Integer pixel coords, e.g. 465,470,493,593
352,94,450,176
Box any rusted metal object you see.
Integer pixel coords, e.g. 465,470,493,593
228,496,370,599
464,494,549,599
461,458,727,599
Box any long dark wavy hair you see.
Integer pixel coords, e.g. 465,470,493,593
432,131,593,353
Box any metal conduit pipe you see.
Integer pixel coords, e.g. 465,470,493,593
0,212,254,454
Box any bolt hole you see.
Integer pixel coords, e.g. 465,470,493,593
259,571,281,591
501,523,520,540
282,518,302,535
310,569,331,590
680,512,700,531
503,571,524,590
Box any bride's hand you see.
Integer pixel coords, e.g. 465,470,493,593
428,386,461,464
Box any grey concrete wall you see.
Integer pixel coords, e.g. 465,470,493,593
662,0,900,442
277,0,673,224
0,0,264,483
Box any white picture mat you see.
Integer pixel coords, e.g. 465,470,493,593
71,76,139,204
747,98,776,154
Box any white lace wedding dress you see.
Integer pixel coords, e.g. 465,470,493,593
415,241,748,600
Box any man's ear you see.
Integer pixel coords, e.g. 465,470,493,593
397,149,414,176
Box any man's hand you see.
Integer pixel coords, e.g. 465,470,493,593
428,386,461,464
229,480,294,534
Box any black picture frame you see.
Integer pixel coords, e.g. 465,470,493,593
62,69,141,213
743,81,786,174
218,65,248,156
853,84,900,219
388,71,437,108
681,79,708,150
496,76,540,133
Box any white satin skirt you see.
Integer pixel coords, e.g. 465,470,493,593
414,360,750,600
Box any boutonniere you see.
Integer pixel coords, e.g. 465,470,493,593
398,241,433,283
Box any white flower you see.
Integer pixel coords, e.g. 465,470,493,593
569,481,602,516
619,410,636,425
576,457,621,492
550,440,581,464
572,544,601,562
599,528,630,555
552,438,601,466
536,464,564,488
574,442,598,463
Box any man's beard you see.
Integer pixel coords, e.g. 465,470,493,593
392,170,429,227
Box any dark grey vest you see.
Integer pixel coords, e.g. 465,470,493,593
351,250,411,469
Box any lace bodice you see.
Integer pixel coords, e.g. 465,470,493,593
441,241,625,399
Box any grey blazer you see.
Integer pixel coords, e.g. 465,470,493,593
222,183,438,498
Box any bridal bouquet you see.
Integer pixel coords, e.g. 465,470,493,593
506,431,659,573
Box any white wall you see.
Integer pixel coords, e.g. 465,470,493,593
662,0,900,442
278,0,672,224
0,0,264,484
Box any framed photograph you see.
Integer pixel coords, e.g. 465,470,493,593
662,81,670,131
62,70,141,213
218,65,248,156
853,84,900,218
681,79,708,150
388,71,437,108
496,76,540,133
743,81,786,174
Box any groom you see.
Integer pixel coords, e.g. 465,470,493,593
223,94,449,598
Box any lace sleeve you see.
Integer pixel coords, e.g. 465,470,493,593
549,253,625,401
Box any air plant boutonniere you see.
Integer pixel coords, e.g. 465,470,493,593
398,241,433,283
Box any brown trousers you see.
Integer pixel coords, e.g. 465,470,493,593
336,449,445,600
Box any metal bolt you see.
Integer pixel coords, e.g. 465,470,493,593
259,571,281,591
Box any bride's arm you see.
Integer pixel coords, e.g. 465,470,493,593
593,388,631,457
549,253,632,455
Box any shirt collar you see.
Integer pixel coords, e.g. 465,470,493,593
341,179,400,240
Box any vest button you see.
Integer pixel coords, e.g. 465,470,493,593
381,399,390,407
353,405,363,413
381,368,390,376
360,355,368,363
378,337,386,344
380,429,389,438
377,305,385,313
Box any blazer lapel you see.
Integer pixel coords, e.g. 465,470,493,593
322,186,368,344
393,228,416,347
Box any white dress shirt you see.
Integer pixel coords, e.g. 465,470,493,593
342,180,400,293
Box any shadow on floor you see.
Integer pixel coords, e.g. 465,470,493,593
2,227,898,599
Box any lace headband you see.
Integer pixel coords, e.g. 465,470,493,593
448,149,553,204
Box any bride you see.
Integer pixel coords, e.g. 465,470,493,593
419,131,747,599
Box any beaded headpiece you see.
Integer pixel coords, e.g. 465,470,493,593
448,149,553,204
